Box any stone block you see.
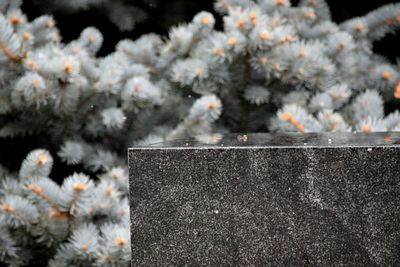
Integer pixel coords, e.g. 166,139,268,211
129,133,400,266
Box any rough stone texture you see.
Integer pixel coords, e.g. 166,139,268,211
129,133,400,266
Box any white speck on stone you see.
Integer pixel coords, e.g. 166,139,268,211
237,134,248,142
367,148,372,151
328,138,332,144
214,210,219,214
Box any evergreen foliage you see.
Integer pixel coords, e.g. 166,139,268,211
0,0,399,265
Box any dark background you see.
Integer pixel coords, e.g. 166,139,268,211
1,0,399,178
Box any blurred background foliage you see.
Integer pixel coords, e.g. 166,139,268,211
22,0,399,60
1,0,398,178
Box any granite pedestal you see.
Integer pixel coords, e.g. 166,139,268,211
129,133,400,266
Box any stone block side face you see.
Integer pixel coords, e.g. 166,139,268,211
129,147,400,266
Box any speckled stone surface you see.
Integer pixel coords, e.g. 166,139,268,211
129,133,400,266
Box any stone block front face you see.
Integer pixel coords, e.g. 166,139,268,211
129,133,400,266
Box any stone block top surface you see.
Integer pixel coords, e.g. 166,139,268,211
130,132,400,149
